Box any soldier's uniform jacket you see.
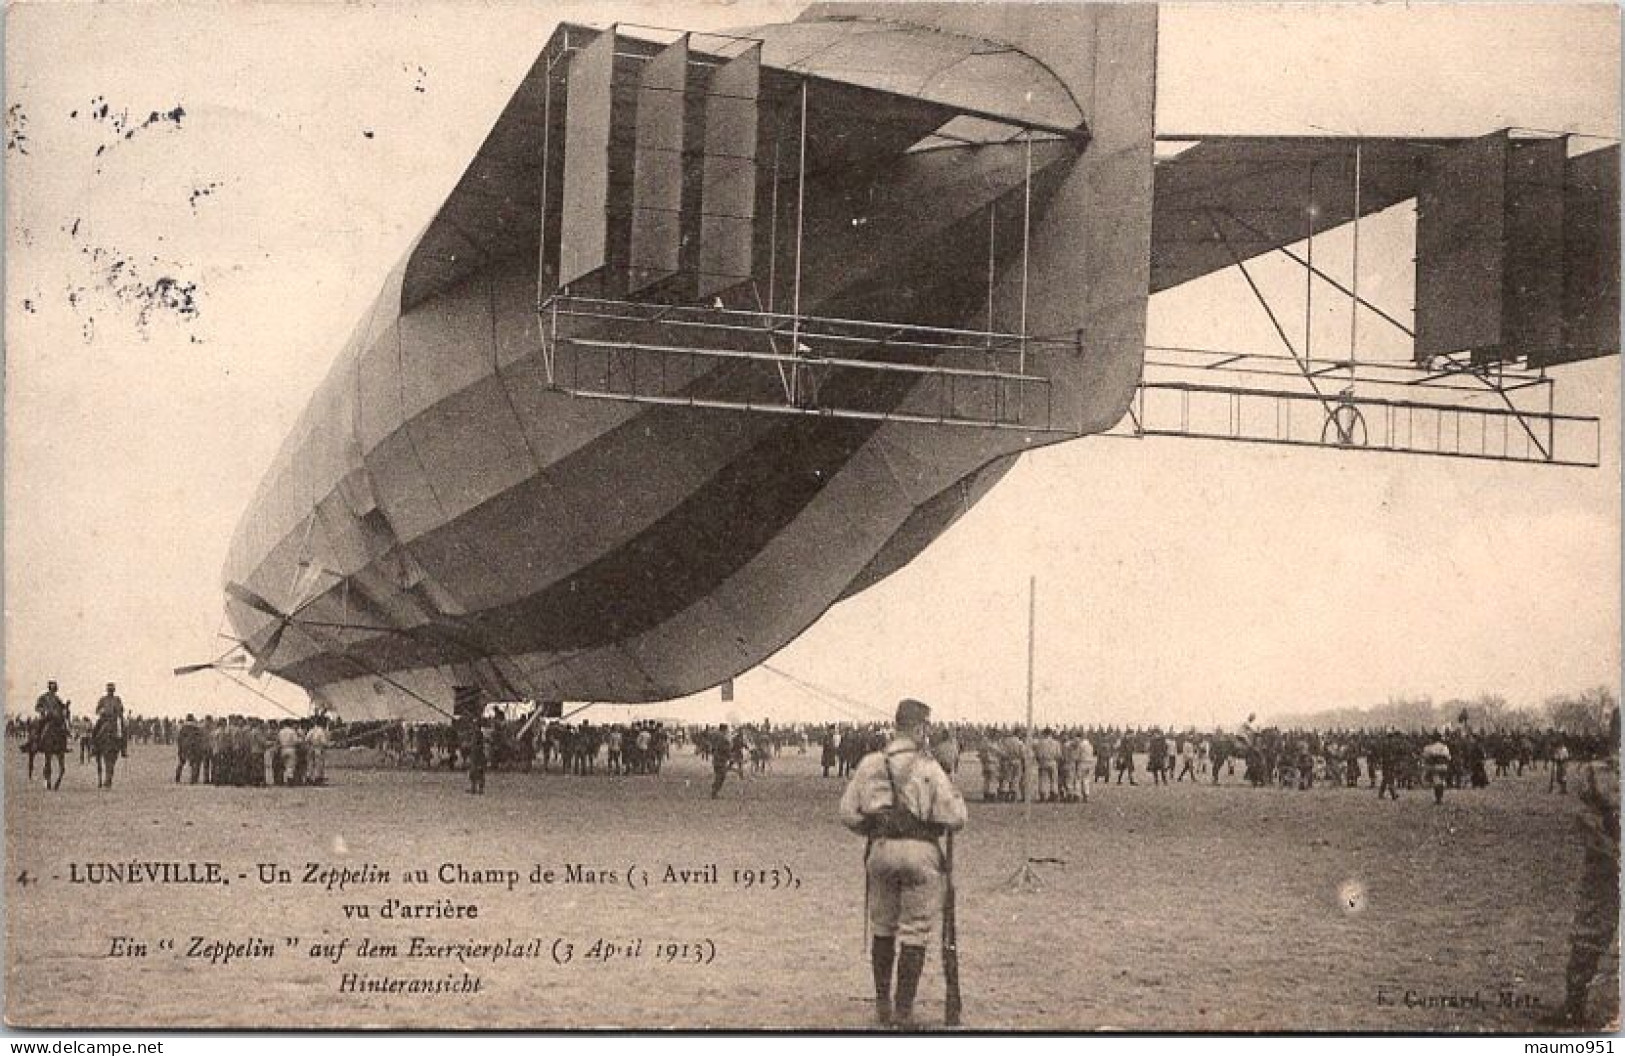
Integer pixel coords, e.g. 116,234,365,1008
1579,756,1620,853
35,691,64,721
840,736,967,840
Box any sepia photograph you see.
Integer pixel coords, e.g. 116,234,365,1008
3,0,1620,1034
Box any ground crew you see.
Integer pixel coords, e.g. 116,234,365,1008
840,698,967,1028
978,740,999,802
1033,728,1062,802
1067,732,1095,803
307,717,329,784
996,730,1023,800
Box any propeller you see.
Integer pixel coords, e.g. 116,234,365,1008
173,648,248,677
215,574,468,723
225,580,315,676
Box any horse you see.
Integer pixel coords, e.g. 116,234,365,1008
91,715,124,789
19,717,38,781
36,712,69,790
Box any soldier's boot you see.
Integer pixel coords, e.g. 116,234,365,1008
870,935,896,1026
892,944,927,1029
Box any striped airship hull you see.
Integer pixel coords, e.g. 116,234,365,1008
224,4,1159,720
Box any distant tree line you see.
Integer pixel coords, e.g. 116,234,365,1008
1272,687,1618,735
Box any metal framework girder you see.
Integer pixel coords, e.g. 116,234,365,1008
537,295,1065,433
1121,380,1600,468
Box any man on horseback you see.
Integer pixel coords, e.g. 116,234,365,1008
33,681,69,789
92,682,126,789
24,681,58,780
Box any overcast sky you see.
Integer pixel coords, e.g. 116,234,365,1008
5,2,1619,728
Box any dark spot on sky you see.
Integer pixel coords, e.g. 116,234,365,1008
6,102,30,156
82,96,186,164
64,241,204,339
363,130,375,139
22,298,36,314
188,181,223,212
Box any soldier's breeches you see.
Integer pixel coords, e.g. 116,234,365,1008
866,840,943,946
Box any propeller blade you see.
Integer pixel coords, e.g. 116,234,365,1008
173,663,218,676
246,620,291,678
258,621,288,662
225,581,288,620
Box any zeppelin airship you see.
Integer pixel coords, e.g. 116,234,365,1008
215,2,1618,720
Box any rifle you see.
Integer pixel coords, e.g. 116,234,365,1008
942,830,961,1026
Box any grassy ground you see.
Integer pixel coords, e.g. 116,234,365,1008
3,742,1605,1030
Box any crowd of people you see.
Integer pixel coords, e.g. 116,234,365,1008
849,720,1614,803
336,713,676,781
670,717,1613,805
171,714,332,787
10,680,1615,808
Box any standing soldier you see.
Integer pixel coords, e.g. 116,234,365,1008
1377,728,1401,800
1033,728,1062,803
1147,731,1167,786
276,719,301,786
997,729,1024,801
1058,732,1080,803
1115,733,1137,786
307,716,329,785
1421,734,1452,805
840,699,967,1029
1176,738,1199,783
977,737,999,802
1551,740,1571,794
175,714,204,784
1072,733,1095,803
709,724,732,798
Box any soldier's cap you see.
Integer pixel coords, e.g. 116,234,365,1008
895,698,931,726
106,683,116,691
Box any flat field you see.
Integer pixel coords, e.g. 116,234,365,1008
3,742,1607,1031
